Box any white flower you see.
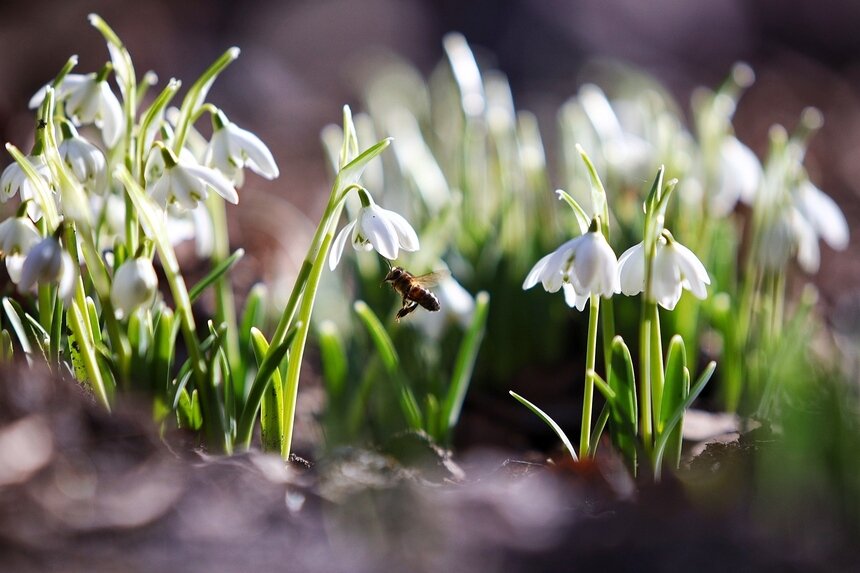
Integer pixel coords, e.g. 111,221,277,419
147,150,238,210
58,127,108,195
711,136,762,216
0,216,41,283
0,155,52,221
30,73,124,147
18,236,76,302
617,235,710,310
328,194,419,269
205,112,279,186
111,257,158,318
523,230,619,310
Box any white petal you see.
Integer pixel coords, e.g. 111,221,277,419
797,181,849,251
359,205,398,260
672,243,710,299
228,124,279,179
652,246,682,310
792,208,821,273
183,163,239,204
18,238,63,292
191,205,215,258
6,254,25,283
58,253,77,304
617,242,645,296
329,220,355,270
718,137,761,210
380,207,419,252
98,83,124,147
542,237,580,293
523,252,553,290
563,283,588,311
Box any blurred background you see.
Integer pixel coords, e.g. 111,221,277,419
2,0,857,296
1,0,859,449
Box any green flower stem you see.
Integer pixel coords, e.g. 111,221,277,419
639,305,654,453
208,194,241,378
281,232,333,458
649,302,665,425
601,296,615,379
580,294,600,458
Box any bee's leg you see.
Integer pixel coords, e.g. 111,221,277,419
396,301,419,321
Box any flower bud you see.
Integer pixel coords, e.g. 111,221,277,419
111,257,158,318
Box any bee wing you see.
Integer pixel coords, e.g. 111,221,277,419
412,269,451,287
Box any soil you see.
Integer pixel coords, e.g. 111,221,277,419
0,365,857,573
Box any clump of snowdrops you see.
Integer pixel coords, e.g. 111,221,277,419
0,15,423,458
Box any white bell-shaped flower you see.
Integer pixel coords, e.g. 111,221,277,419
523,225,619,311
617,233,710,310
111,257,158,318
30,72,124,147
147,146,238,210
205,110,279,186
18,235,77,302
0,216,41,283
711,136,762,216
58,124,108,195
0,155,52,221
328,190,419,269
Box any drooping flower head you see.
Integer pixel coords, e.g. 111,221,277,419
111,257,158,319
205,110,279,186
18,234,77,302
146,144,238,210
523,218,619,311
0,216,41,283
617,230,710,310
329,188,419,270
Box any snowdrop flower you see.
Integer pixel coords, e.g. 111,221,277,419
147,146,238,210
0,155,52,221
205,110,279,186
30,71,123,147
328,189,419,270
111,257,158,318
18,235,76,302
756,178,849,274
710,136,762,216
0,216,41,283
58,124,108,195
523,224,619,311
617,232,710,310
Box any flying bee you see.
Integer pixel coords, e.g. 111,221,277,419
383,266,448,321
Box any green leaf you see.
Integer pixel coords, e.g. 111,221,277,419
441,291,490,438
235,323,301,449
399,384,424,432
318,320,347,398
250,328,284,453
3,298,35,364
654,361,717,478
660,335,688,469
0,330,13,362
177,388,202,430
589,403,611,456
188,248,245,304
337,138,392,191
510,390,578,462
150,307,176,396
555,189,590,235
608,336,638,470
576,145,608,226
353,300,399,374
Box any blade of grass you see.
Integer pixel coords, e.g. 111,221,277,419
510,390,578,462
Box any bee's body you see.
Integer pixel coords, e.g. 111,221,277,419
384,266,443,320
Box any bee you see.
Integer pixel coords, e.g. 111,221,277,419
383,266,448,321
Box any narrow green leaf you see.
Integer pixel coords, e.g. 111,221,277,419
188,248,245,304
235,323,301,449
555,189,590,234
3,298,35,363
353,300,399,374
510,390,578,462
654,361,717,477
337,138,392,191
441,291,490,437
660,335,687,469
588,369,617,402
0,330,13,362
399,384,424,431
318,320,347,398
608,336,638,470
250,328,284,453
151,308,175,395
23,313,50,356
576,145,609,226
588,403,611,456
